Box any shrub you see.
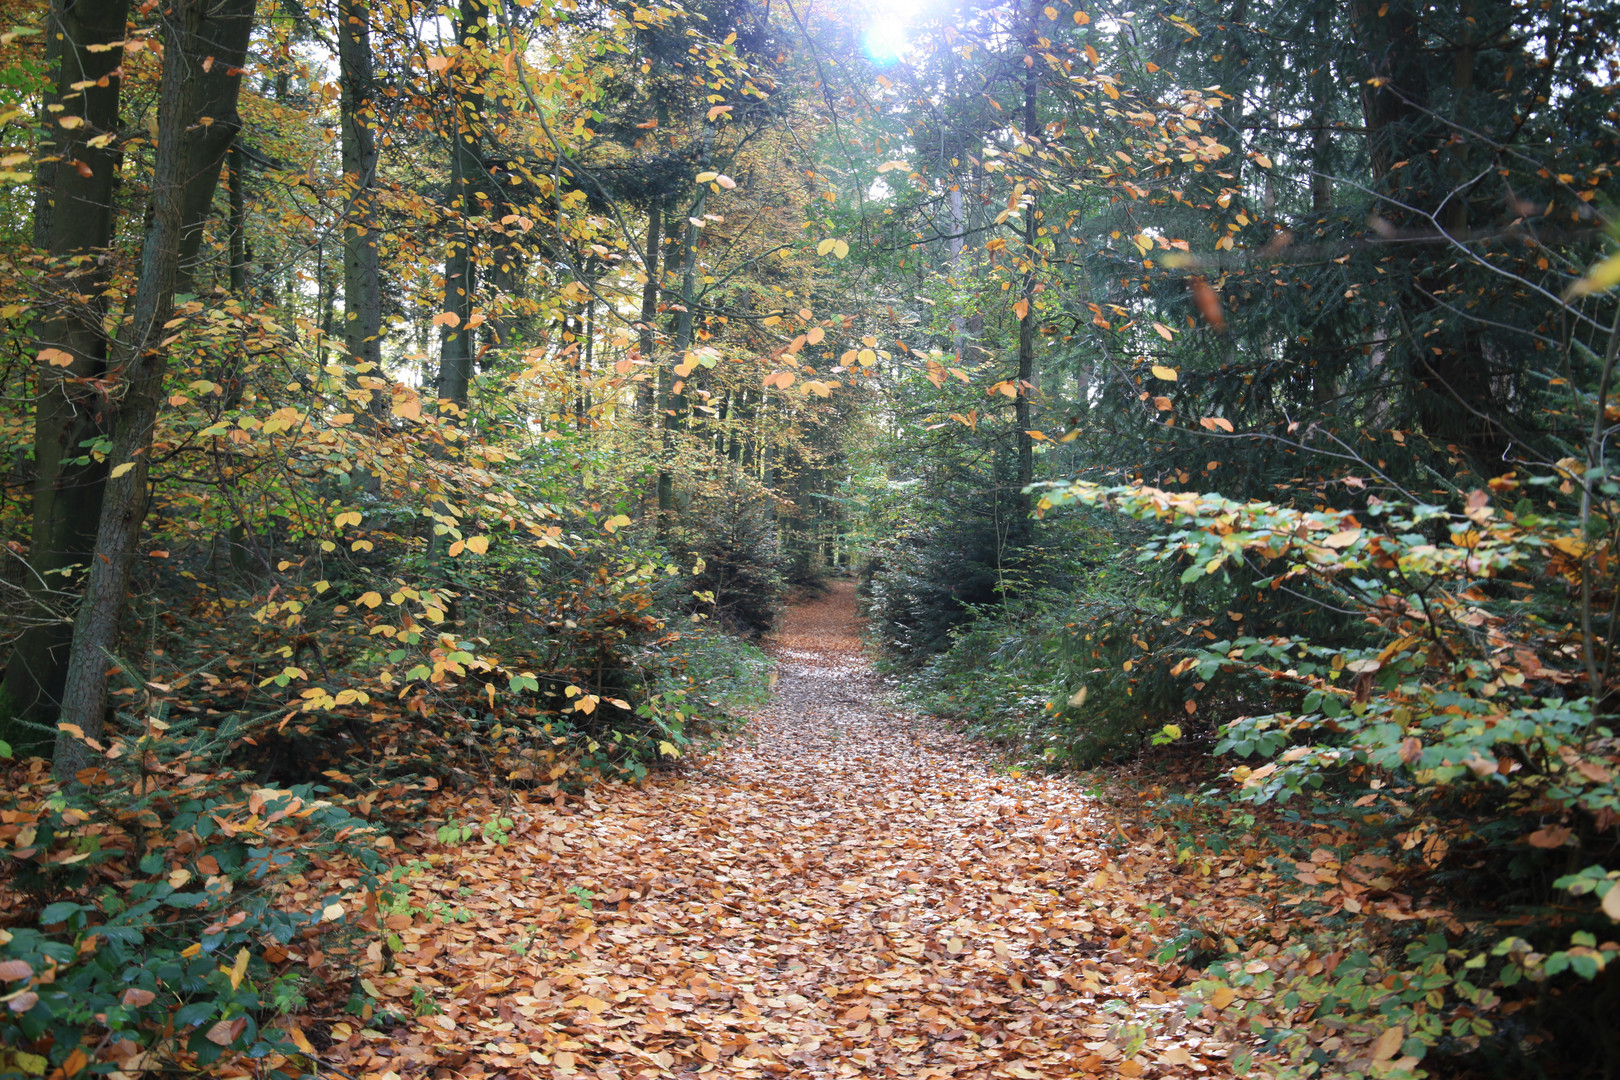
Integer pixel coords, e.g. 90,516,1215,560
671,485,785,636
0,705,386,1078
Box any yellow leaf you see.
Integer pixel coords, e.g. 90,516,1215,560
856,349,877,366
1073,9,1091,22
1602,885,1620,921
1067,686,1088,707
1210,985,1236,1009
465,535,490,554
358,591,382,608
57,115,84,129
659,740,679,757
877,160,911,173
1568,252,1620,297
805,326,825,344
1322,528,1362,549
110,462,135,479
1371,1026,1404,1062
816,238,836,256
1013,298,1030,320
833,239,850,259
1151,364,1178,381
706,104,733,121
321,902,345,922
695,170,719,183
229,947,249,991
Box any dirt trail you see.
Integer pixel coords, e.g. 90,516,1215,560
361,581,1235,1079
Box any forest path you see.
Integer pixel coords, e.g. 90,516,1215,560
367,581,1233,1079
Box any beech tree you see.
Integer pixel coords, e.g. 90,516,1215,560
2,0,129,739
54,0,257,775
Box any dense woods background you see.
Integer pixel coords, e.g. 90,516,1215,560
1,0,1619,1074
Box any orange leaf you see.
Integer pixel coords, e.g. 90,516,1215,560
1527,825,1572,848
1190,275,1227,332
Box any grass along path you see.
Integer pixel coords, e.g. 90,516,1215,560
329,581,1242,1079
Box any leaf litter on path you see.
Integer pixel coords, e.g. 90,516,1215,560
332,582,1248,1079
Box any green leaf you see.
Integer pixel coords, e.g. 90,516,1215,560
39,902,83,925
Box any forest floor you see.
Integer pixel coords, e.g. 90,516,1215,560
317,581,1251,1079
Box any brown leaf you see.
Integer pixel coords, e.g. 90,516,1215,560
1527,825,1572,848
204,1017,245,1046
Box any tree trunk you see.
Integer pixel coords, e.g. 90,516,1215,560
437,0,489,409
339,0,385,414
2,0,129,743
636,204,661,418
1309,3,1334,215
53,0,257,779
227,146,248,294
659,126,713,528
1013,21,1039,535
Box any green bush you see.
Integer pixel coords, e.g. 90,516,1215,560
671,486,785,636
0,705,386,1078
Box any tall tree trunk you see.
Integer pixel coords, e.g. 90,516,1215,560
437,0,489,409
31,1,64,251
2,0,129,743
227,146,248,294
1013,19,1040,535
636,204,661,417
1309,1,1334,215
658,127,713,527
339,0,385,415
54,0,257,779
